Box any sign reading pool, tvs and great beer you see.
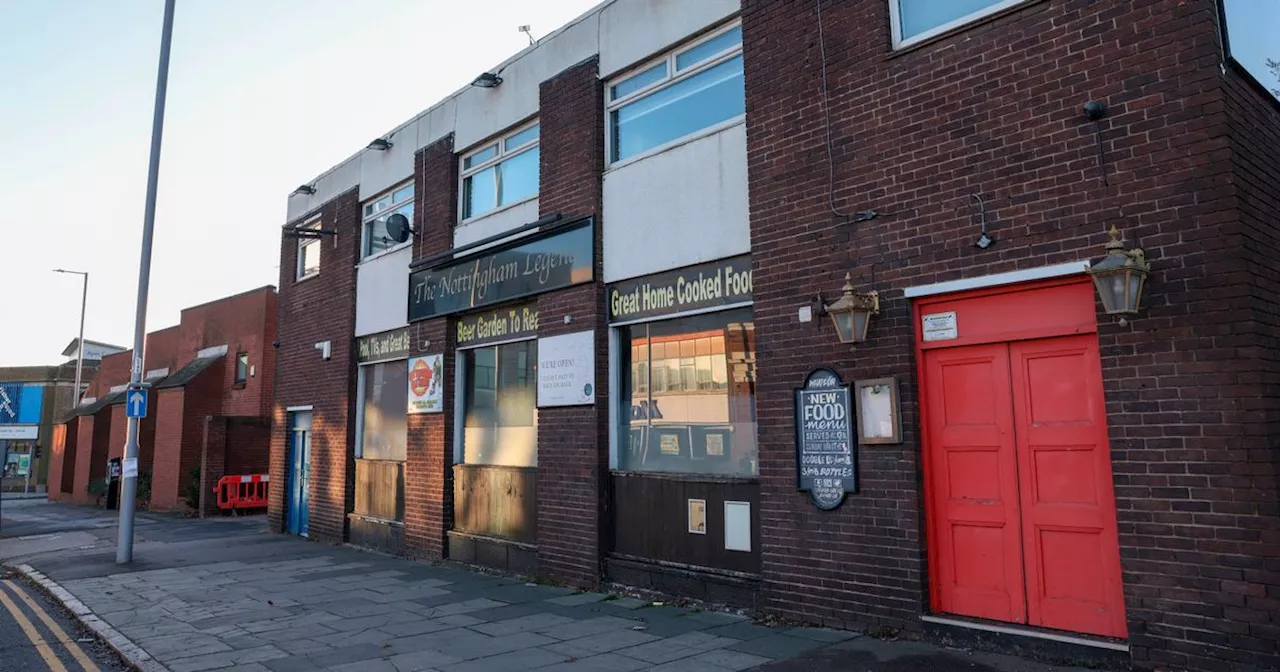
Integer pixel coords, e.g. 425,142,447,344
794,368,858,510
357,328,410,364
608,255,752,322
408,218,594,322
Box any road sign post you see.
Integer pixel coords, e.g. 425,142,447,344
118,0,176,565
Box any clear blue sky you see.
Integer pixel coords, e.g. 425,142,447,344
0,1,1275,367
0,0,599,366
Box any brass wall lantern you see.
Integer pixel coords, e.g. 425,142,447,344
821,273,880,344
1087,225,1150,324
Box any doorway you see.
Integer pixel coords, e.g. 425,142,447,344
286,411,311,537
917,279,1126,639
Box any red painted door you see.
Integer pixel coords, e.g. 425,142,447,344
923,344,1026,624
1010,336,1127,638
925,335,1126,639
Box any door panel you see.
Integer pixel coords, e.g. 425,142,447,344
924,344,1026,624
1010,337,1126,638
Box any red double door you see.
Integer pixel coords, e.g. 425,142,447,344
923,333,1127,639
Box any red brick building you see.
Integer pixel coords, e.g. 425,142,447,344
269,1,1278,669
51,286,277,512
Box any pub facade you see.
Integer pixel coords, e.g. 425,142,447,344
269,1,1279,670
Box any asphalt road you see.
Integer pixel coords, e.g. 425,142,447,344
0,571,125,671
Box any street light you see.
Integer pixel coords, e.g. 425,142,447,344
52,269,89,406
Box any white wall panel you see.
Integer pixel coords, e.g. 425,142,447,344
603,124,749,282
355,246,412,337
453,199,540,252
598,0,739,77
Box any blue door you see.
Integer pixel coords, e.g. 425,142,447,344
286,411,312,537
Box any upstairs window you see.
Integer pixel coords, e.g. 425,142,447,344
460,122,540,221
361,183,414,259
235,352,249,384
607,23,744,164
296,219,322,280
890,0,1030,48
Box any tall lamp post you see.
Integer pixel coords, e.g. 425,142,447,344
52,269,89,405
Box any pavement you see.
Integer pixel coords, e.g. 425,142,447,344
1,501,1106,672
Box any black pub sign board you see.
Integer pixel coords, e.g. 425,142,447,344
795,368,858,510
608,254,752,322
408,217,594,322
357,327,410,364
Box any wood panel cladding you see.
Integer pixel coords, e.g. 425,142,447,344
453,464,537,544
610,472,760,575
355,459,404,521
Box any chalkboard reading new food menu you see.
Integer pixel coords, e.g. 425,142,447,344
795,368,858,510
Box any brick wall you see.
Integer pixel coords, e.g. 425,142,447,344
151,389,185,510
70,415,94,504
404,134,457,559
178,286,278,418
534,56,608,588
108,404,127,461
742,0,1276,668
269,188,360,540
48,422,68,500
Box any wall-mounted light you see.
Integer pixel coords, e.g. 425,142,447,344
471,72,503,88
292,184,316,196
367,138,392,151
1088,225,1150,324
819,273,880,344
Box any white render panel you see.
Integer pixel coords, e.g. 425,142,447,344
602,124,749,282
598,0,739,77
452,15,598,151
416,97,459,150
453,199,540,251
355,246,412,337
287,158,360,222
358,120,418,200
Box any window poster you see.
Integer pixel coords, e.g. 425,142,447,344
537,330,595,407
407,354,444,414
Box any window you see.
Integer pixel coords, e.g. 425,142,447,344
235,352,248,384
460,122,540,221
618,308,758,477
357,360,408,461
463,341,537,467
890,0,1029,48
607,23,744,164
361,183,414,259
296,220,321,279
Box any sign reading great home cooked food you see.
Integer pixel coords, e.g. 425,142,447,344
408,218,594,322
794,368,858,510
608,255,752,322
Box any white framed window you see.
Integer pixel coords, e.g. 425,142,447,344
889,0,1030,49
296,218,322,280
361,182,414,259
606,22,744,165
460,121,540,222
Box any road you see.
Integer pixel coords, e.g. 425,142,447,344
0,571,125,671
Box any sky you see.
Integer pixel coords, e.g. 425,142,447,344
0,0,600,366
0,1,1275,367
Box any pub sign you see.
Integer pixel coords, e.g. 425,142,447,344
795,368,858,510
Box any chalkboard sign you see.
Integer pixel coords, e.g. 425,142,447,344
795,368,858,510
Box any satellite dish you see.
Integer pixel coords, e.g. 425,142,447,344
385,213,413,243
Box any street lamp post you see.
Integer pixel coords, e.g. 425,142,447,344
118,0,177,564
52,270,89,406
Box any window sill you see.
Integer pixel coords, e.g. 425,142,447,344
295,272,320,284
887,0,1046,59
457,195,538,228
232,383,246,390
357,241,412,266
610,470,759,484
605,116,745,174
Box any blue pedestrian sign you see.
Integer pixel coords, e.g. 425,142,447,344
126,389,149,419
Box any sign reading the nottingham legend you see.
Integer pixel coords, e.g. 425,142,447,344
357,328,410,364
794,368,858,511
408,218,594,322
608,255,752,322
